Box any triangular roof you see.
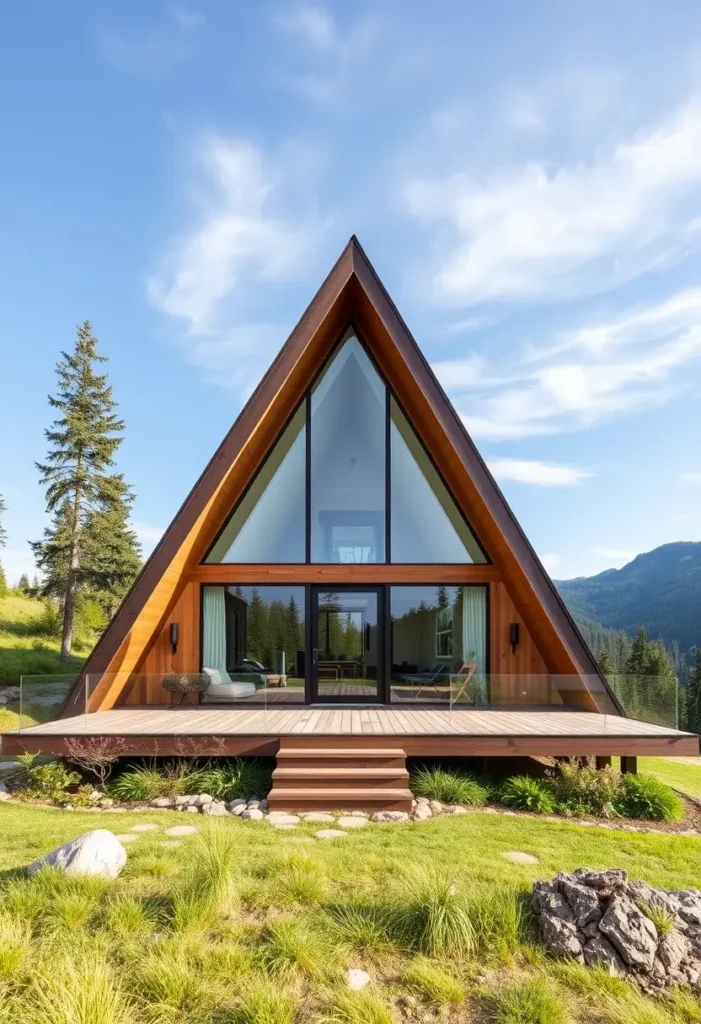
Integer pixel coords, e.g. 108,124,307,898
62,236,621,717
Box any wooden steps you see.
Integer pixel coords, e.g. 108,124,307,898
268,741,411,811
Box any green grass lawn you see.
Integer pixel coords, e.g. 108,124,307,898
638,756,701,798
0,802,699,1024
0,593,86,686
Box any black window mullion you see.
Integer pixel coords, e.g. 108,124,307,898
305,392,311,563
385,384,391,564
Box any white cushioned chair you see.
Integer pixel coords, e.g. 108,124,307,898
201,667,257,701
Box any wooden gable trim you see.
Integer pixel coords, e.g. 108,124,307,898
61,236,621,718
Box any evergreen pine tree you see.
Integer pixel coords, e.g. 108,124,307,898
83,492,141,617
18,573,30,594
597,648,612,676
687,648,701,734
31,321,139,661
0,562,7,598
0,492,6,548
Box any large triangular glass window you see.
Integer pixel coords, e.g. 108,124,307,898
205,404,306,563
310,332,386,563
390,398,486,563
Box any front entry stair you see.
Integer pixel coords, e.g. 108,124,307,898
269,738,412,812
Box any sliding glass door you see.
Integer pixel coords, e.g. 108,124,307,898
310,588,383,702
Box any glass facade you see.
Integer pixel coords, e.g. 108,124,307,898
310,334,386,563
389,585,488,705
390,399,485,563
205,406,306,563
201,585,305,703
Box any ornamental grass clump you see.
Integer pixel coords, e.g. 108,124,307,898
401,956,464,1007
410,765,488,806
182,758,272,801
616,774,683,822
234,980,298,1024
259,918,334,981
171,826,237,932
324,990,393,1024
500,776,556,814
490,977,569,1024
466,884,527,958
387,867,475,956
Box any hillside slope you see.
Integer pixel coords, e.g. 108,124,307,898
556,541,701,651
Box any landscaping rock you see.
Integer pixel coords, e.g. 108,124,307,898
582,934,626,976
186,806,199,814
428,800,444,813
268,812,300,825
346,968,371,991
575,868,627,890
242,808,265,821
559,877,602,927
541,916,584,961
229,798,247,809
193,794,213,808
503,851,539,865
532,881,575,922
451,806,469,815
28,829,127,879
99,798,114,808
658,930,690,973
202,801,229,816
337,816,368,828
412,806,432,821
599,894,658,971
150,797,173,808
673,890,701,928
372,810,409,822
315,829,348,839
247,799,261,809
164,825,198,836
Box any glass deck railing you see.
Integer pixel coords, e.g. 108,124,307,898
5,669,685,736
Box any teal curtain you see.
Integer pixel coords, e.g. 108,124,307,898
202,586,228,674
462,586,487,678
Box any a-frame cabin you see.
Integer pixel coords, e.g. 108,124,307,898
3,238,695,810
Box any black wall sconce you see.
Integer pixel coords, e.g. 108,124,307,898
170,622,179,656
509,622,520,655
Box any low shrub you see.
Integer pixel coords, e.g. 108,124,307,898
490,977,569,1024
182,758,272,801
548,759,622,818
401,956,464,1006
108,766,169,802
500,776,556,814
615,774,683,822
14,753,80,801
410,765,488,806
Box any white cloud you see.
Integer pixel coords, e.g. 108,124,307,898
488,458,592,486
436,286,701,439
149,135,326,393
681,471,701,486
272,5,381,106
97,6,204,76
403,98,701,306
540,552,562,573
132,522,164,556
589,547,638,566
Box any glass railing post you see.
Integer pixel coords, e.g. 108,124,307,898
18,675,23,734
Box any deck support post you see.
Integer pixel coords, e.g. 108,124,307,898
620,756,638,775
595,756,612,770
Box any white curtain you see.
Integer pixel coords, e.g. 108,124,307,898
462,586,487,678
202,586,228,673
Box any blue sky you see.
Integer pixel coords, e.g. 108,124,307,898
2,0,701,584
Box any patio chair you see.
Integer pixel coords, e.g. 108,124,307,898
448,661,479,704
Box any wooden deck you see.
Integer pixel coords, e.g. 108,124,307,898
2,706,697,758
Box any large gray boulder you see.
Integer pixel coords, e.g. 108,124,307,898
657,930,691,973
560,877,602,927
28,830,127,879
598,895,658,970
540,916,583,961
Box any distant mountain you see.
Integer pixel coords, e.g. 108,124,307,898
555,541,701,652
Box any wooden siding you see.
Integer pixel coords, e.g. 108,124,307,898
189,565,500,583
489,582,551,705
117,583,200,707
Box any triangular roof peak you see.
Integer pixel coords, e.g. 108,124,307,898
62,237,620,717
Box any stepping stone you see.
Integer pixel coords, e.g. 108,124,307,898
268,813,300,825
337,816,368,828
162,840,182,849
130,823,159,832
302,812,335,822
502,851,539,865
164,825,198,837
315,829,349,840
115,834,138,843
